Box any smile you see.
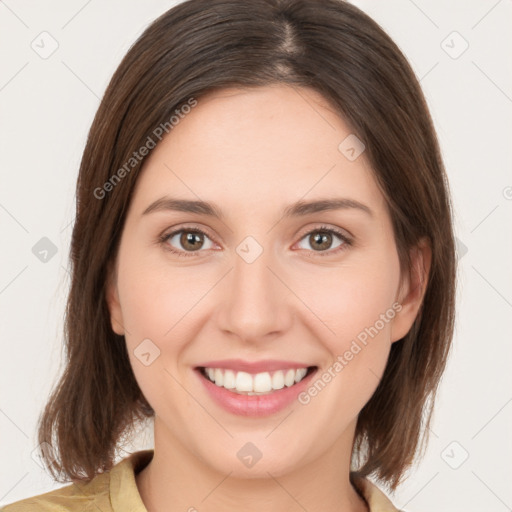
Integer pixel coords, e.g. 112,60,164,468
199,367,314,395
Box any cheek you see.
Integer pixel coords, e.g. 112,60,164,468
293,265,400,430
295,250,400,401
298,254,400,350
117,249,207,341
115,248,223,406
116,257,203,419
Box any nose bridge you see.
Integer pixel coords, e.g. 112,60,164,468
219,235,290,340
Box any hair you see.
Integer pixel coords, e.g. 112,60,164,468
37,0,456,491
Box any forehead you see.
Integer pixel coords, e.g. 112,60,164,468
131,84,387,218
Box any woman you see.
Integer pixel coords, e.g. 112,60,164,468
4,0,456,510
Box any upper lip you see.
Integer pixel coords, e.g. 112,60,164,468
196,359,314,373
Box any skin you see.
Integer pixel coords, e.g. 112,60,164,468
106,84,431,512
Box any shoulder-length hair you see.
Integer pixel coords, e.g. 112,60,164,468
38,0,456,490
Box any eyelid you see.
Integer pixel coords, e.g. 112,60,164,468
294,223,352,244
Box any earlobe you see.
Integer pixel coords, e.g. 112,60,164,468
390,237,431,343
105,262,125,336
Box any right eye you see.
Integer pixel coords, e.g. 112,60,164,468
159,226,217,257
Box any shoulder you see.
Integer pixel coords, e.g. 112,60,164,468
2,449,153,512
2,471,111,511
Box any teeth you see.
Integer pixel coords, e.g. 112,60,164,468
203,367,310,394
295,368,308,383
253,372,272,392
235,371,253,392
223,369,236,389
214,368,224,387
272,371,285,390
284,369,295,387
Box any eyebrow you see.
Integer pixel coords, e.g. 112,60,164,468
142,196,373,219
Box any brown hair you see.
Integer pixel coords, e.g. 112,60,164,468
37,0,456,491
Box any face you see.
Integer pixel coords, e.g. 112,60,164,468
107,84,428,478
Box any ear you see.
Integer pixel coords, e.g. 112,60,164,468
105,259,125,336
390,237,431,343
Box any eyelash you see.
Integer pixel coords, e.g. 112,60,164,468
158,224,352,258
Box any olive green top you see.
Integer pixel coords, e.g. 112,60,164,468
3,449,403,511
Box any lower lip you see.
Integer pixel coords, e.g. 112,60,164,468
196,368,317,417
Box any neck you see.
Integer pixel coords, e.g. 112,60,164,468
136,418,368,512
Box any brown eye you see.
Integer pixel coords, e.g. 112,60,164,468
162,228,215,256
179,231,205,251
296,226,350,256
309,231,334,251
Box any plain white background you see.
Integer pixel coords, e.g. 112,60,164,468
0,1,511,510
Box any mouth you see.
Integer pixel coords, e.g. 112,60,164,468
196,366,317,395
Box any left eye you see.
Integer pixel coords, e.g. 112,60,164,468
295,227,350,255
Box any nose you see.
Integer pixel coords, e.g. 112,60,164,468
216,240,293,344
